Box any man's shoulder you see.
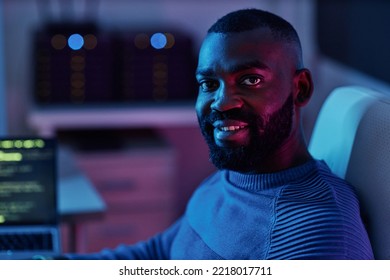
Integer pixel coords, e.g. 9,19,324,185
268,161,373,259
279,160,357,204
196,169,227,188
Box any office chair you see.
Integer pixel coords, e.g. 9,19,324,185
309,86,390,260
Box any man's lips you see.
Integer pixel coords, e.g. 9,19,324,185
212,120,249,130
218,125,246,132
212,120,249,146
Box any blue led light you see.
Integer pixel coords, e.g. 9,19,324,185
68,34,84,50
150,33,167,49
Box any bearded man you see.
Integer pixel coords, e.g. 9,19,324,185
64,8,373,260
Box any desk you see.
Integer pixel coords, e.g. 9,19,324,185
59,174,106,223
58,147,106,253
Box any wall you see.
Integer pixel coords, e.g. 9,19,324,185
312,0,390,139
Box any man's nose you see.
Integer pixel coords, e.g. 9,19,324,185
210,85,243,112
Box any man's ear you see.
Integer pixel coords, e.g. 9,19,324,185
293,68,313,107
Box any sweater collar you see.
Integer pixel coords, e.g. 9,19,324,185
226,159,322,191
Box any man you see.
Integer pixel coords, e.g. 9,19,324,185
65,8,374,259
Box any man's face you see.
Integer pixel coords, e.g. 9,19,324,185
195,28,299,173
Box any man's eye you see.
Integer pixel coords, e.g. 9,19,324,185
199,80,219,92
240,76,262,86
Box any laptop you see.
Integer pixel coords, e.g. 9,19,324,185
0,137,61,259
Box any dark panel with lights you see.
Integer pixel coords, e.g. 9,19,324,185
120,31,197,103
33,24,197,105
33,23,116,104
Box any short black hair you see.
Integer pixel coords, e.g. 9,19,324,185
208,8,300,42
208,8,303,67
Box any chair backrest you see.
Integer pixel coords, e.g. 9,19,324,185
309,86,390,259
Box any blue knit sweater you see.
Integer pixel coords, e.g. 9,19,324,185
67,160,374,260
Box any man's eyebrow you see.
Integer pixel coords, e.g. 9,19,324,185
196,60,270,77
195,68,214,77
229,61,271,73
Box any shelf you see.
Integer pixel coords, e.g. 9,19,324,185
28,105,198,136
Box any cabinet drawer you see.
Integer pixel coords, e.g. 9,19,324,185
75,149,176,204
85,168,174,204
84,209,176,252
75,149,175,170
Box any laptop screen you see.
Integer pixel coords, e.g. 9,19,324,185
0,138,57,226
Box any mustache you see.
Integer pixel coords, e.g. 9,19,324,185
203,108,260,125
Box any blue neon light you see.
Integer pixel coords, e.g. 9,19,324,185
150,33,167,49
68,34,84,50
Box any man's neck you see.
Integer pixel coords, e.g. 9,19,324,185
242,133,312,174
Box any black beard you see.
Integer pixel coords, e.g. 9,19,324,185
198,94,294,173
